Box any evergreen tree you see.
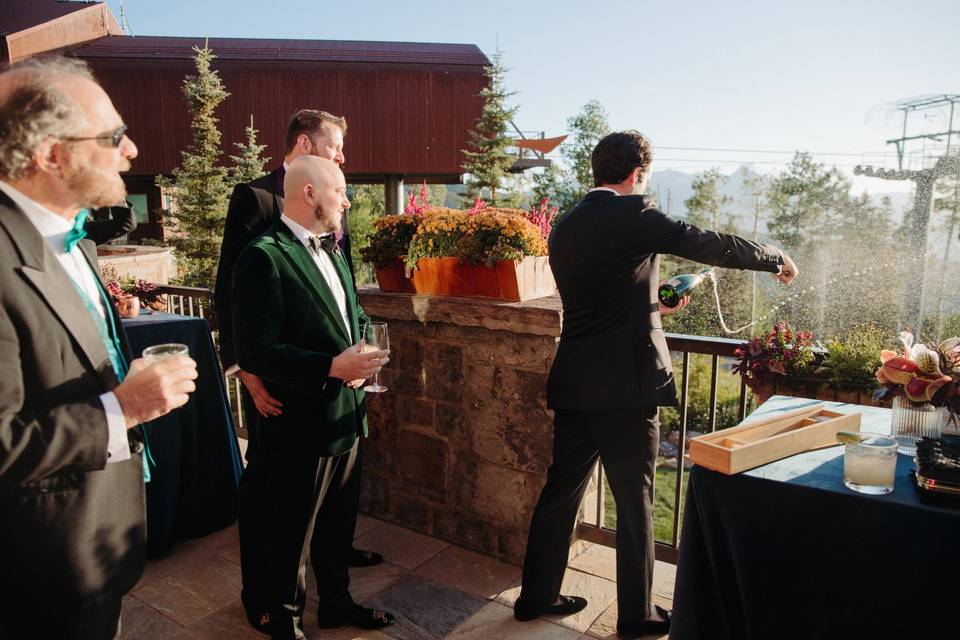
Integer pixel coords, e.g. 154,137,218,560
461,51,518,205
685,168,732,230
348,184,386,286
229,114,270,185
765,152,847,251
156,45,232,288
533,99,611,216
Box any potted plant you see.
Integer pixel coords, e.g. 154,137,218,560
361,194,556,301
101,265,166,316
732,322,822,403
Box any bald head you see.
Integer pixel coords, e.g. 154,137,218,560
283,156,350,234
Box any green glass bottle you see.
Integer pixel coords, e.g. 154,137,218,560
657,268,714,308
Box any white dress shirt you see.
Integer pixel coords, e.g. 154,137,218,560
588,187,619,195
0,182,130,463
280,214,352,341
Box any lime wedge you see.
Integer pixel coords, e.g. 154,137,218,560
836,431,864,445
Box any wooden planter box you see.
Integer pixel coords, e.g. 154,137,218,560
374,256,555,301
752,379,890,408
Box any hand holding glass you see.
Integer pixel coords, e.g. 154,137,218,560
361,322,389,393
143,343,189,362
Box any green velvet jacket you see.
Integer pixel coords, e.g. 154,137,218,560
231,219,370,457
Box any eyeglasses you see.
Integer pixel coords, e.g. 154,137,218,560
61,125,128,148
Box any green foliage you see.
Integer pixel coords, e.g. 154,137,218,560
229,115,270,185
156,45,232,288
766,152,848,250
684,168,732,230
461,51,519,205
816,323,887,389
347,184,385,285
533,100,611,218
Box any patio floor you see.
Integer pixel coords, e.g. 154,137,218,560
121,517,674,639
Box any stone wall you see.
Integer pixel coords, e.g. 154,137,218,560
97,245,177,284
358,287,564,563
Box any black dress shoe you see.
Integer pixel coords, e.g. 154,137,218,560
349,547,384,567
616,605,672,638
317,603,395,630
513,595,588,621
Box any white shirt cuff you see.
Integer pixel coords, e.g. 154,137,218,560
100,392,131,464
225,364,240,377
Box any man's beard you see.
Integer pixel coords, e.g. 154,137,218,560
64,161,128,209
314,203,342,233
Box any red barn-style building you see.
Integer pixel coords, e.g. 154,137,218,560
2,0,488,240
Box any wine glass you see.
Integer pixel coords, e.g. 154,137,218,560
362,321,389,393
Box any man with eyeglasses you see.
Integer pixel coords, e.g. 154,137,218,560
0,56,198,640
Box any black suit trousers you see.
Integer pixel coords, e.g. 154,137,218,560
237,387,364,623
520,406,660,625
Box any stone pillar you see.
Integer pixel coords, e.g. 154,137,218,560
384,175,405,215
358,287,563,563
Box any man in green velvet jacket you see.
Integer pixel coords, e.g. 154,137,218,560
231,156,393,639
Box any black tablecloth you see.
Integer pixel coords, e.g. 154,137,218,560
122,312,242,556
671,395,960,640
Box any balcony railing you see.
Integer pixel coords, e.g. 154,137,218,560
577,333,750,564
152,285,247,436
151,284,749,563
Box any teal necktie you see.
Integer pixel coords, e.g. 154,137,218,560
64,210,88,252
67,272,155,482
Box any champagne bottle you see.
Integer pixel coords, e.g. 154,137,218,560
657,268,714,308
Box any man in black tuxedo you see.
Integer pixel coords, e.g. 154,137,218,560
0,56,198,640
231,156,394,638
84,202,137,245
513,131,798,638
213,110,381,632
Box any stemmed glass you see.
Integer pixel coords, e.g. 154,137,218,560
361,321,389,393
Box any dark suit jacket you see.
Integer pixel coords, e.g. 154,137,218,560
214,167,354,370
0,193,145,620
231,220,368,458
546,191,784,410
84,203,137,245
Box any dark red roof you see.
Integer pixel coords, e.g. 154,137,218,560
70,35,489,66
0,0,97,36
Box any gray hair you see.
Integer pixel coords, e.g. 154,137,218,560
0,56,95,180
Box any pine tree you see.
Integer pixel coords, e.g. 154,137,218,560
229,114,270,185
461,51,518,205
156,44,232,289
532,100,610,217
685,169,732,230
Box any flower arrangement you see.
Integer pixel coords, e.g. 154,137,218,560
874,332,960,408
360,199,550,270
100,265,166,310
732,321,817,395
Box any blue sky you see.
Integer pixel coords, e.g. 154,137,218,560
105,0,959,191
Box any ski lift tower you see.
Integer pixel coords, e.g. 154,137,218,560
854,94,960,334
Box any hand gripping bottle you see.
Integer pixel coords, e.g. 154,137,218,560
657,268,715,308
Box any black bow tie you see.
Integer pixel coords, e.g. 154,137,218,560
309,233,337,255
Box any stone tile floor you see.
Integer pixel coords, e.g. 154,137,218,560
122,517,673,640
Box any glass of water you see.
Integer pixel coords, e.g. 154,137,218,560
843,433,899,495
142,343,189,362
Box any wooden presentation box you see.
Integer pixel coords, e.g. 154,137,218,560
689,404,861,474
